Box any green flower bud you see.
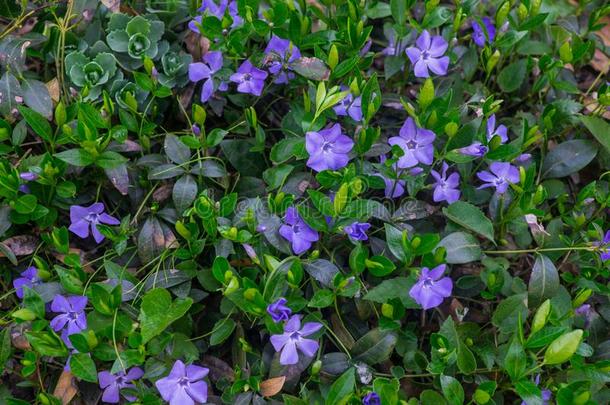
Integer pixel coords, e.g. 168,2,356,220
544,329,583,365
531,299,551,333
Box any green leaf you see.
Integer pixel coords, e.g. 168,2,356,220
138,288,193,343
22,287,45,319
0,326,12,373
308,289,334,308
363,277,413,304
504,338,526,381
70,353,98,383
544,329,583,365
352,328,397,365
528,255,559,307
165,134,191,165
437,232,482,264
497,59,527,93
390,0,407,26
290,57,330,81
26,331,68,357
96,150,127,169
55,149,95,167
515,380,543,405
581,115,610,153
14,194,37,214
491,294,528,334
541,140,597,179
420,390,447,405
209,318,236,346
0,72,22,117
173,175,198,214
365,255,396,277
384,224,407,262
21,79,52,118
443,202,495,242
325,368,355,405
440,374,464,405
17,105,52,141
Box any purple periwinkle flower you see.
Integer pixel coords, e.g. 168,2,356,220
189,51,226,103
486,114,508,144
457,142,488,157
363,392,381,405
344,222,371,241
264,35,301,84
406,30,450,78
388,117,435,169
68,202,120,244
98,367,144,403
333,87,363,121
598,230,610,261
13,266,42,299
477,162,520,194
305,123,354,172
19,172,38,181
50,295,87,340
192,124,201,136
430,162,461,204
279,207,319,255
409,265,452,310
472,17,496,47
155,360,209,405
267,298,292,323
230,60,268,96
270,315,323,365
18,184,30,193
188,0,242,33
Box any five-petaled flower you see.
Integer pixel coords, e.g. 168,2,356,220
270,315,323,365
155,360,209,405
477,162,520,194
344,222,371,242
230,60,268,96
305,123,354,172
430,162,461,204
363,392,381,405
279,207,319,255
98,367,144,403
50,295,88,345
472,17,496,47
388,117,435,169
333,86,363,121
406,30,450,78
69,203,120,244
409,264,453,310
486,114,508,144
264,35,301,84
189,51,227,103
267,297,292,323
13,266,42,299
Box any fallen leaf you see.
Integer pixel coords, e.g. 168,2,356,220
0,235,38,256
46,78,60,102
260,376,286,397
53,370,78,405
201,355,235,383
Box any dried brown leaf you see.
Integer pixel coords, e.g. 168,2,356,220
260,376,286,397
53,370,78,405
0,235,38,256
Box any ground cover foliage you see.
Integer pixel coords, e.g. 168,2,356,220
0,0,610,404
